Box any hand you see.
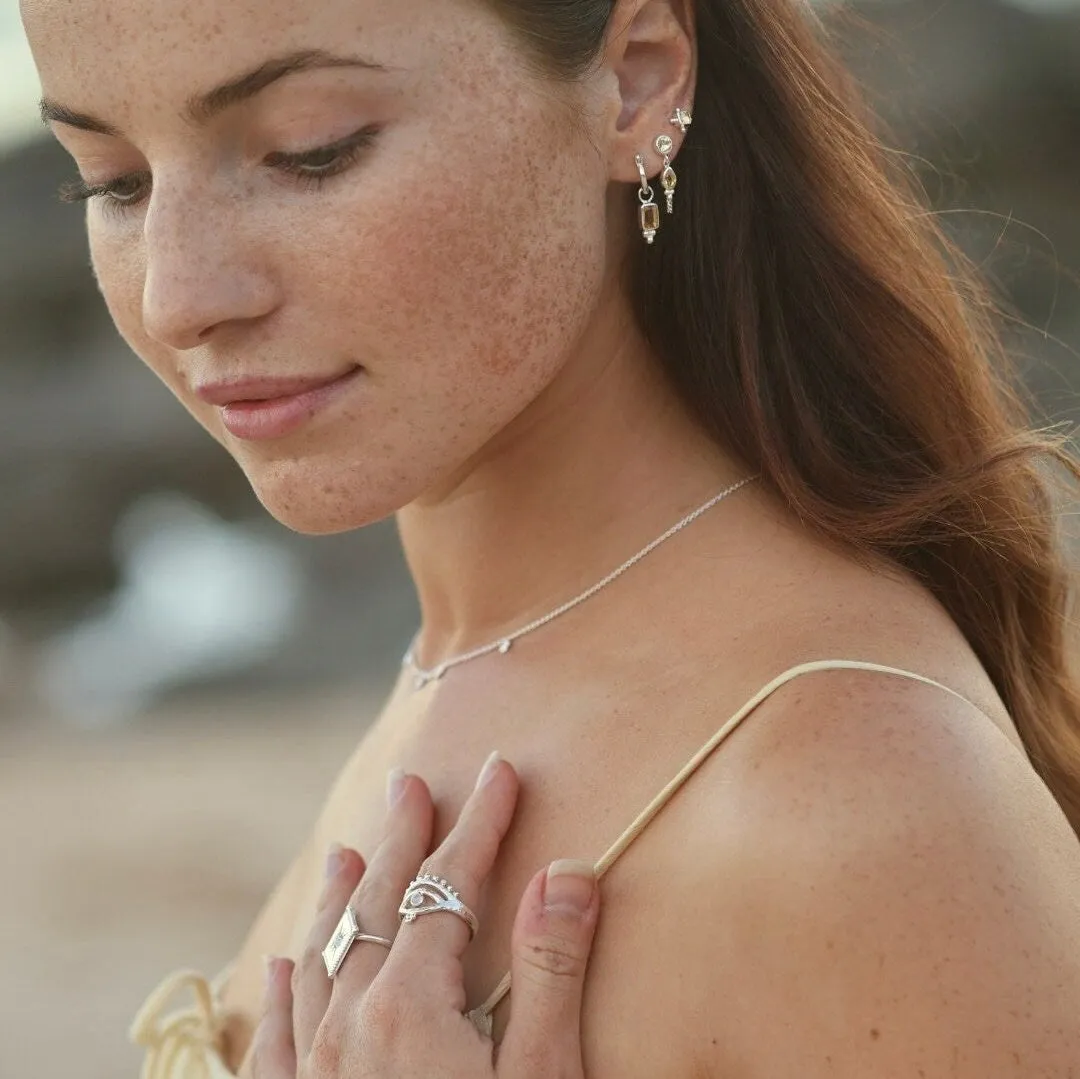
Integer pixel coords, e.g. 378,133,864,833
249,753,601,1078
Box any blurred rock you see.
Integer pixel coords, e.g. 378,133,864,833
0,614,29,716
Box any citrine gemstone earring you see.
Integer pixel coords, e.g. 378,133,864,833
655,134,677,214
635,153,660,244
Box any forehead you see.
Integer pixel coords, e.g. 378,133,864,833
21,0,497,115
20,0,471,52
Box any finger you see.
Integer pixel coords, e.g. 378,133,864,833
248,957,297,1079
390,752,519,979
497,860,599,1077
332,770,435,998
292,844,366,1055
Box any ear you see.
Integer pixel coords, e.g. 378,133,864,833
601,0,696,185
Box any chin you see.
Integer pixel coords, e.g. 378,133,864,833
245,463,407,536
263,500,394,536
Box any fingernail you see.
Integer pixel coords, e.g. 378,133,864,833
263,954,277,991
386,767,406,807
325,842,344,879
544,860,596,916
475,750,502,790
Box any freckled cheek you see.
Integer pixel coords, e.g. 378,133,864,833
311,137,602,405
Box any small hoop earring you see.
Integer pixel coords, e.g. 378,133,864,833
654,134,676,214
670,106,692,134
635,153,660,244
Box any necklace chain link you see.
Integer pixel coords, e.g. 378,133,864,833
402,475,759,690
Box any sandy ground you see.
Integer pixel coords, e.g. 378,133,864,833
0,682,386,1079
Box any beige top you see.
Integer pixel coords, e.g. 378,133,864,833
130,660,985,1078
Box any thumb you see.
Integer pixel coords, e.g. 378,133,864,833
498,860,600,1076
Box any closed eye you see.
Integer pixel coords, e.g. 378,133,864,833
57,124,381,215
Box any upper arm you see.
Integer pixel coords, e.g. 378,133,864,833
686,671,1080,1078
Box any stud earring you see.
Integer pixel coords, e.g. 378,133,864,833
655,134,677,214
635,153,660,244
670,106,692,134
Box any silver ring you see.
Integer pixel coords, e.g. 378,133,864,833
322,906,394,978
635,152,651,196
398,873,479,940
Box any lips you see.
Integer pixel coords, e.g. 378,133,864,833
194,372,354,406
194,367,363,441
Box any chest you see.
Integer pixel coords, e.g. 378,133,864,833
226,662,763,1075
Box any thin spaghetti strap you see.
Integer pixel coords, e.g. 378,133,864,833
468,659,981,1031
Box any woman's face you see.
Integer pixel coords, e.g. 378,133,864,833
21,0,613,532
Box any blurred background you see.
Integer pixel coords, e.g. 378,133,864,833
2,0,1080,1074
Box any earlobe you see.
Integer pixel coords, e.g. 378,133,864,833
604,0,696,183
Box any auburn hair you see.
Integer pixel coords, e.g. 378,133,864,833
488,0,1080,835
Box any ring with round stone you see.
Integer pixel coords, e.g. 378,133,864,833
398,873,479,940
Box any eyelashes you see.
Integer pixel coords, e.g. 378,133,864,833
57,125,381,218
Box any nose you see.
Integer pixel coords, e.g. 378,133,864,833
141,180,280,351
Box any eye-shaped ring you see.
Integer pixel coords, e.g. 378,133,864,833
397,873,479,940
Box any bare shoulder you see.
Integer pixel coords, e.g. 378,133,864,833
674,668,1080,1077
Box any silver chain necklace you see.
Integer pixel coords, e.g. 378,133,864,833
402,475,758,690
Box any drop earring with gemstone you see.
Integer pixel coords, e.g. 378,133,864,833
635,153,660,244
655,134,677,214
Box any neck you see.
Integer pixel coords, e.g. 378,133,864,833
396,292,748,668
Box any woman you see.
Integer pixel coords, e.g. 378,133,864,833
20,0,1080,1073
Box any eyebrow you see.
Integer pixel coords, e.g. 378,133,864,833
39,48,389,137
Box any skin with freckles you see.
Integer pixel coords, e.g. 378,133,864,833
24,0,616,534
21,0,1080,1076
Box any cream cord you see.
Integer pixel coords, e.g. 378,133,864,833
130,967,234,1079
